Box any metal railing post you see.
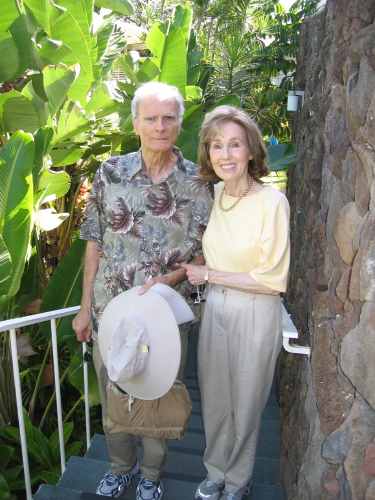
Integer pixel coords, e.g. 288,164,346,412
50,318,66,473
9,329,33,500
83,342,91,450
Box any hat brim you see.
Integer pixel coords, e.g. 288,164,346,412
98,287,181,400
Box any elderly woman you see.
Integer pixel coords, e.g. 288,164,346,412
181,105,290,500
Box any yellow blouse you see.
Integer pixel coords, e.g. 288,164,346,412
203,182,290,292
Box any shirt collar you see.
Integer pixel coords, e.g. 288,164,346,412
128,146,187,183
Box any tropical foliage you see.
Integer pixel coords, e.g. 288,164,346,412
0,410,81,490
123,0,318,136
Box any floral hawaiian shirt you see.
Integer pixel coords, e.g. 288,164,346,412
80,147,213,340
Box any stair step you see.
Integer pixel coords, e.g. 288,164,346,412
33,484,82,500
261,405,280,421
259,419,279,437
83,434,281,484
57,456,111,492
250,483,284,499
34,457,282,499
257,435,281,459
34,476,283,500
253,457,281,486
84,434,109,462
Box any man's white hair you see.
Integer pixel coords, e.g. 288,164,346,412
131,82,185,123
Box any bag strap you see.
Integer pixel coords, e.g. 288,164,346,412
111,382,135,411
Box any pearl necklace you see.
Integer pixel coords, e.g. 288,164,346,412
219,177,254,212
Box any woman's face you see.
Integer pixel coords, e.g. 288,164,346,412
209,120,253,185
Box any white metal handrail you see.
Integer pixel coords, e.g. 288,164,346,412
0,306,92,500
281,304,311,355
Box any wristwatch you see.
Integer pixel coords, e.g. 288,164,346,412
204,268,210,284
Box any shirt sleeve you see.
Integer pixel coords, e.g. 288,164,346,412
79,166,103,246
249,194,290,292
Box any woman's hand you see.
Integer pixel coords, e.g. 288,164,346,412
180,262,208,286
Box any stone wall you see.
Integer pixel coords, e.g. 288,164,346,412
277,0,375,498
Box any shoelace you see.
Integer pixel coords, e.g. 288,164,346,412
243,484,251,495
141,477,158,488
224,484,251,499
105,472,121,484
104,470,134,487
123,472,132,486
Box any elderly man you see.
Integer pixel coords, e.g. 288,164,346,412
72,82,212,500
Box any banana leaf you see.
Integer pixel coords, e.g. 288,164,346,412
0,34,19,83
1,94,44,134
12,247,40,318
36,36,73,67
50,9,93,105
43,64,78,118
267,143,296,171
94,0,134,15
173,5,192,45
117,53,139,86
0,132,34,312
0,0,20,33
39,238,86,342
158,28,187,97
8,15,32,78
36,169,70,208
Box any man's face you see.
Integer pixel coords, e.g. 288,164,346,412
133,96,181,155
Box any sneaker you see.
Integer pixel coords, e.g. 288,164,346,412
96,462,140,497
220,483,251,500
136,476,163,500
195,478,224,500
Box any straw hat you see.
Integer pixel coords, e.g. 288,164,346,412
98,284,194,400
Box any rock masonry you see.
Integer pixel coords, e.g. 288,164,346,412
277,0,375,498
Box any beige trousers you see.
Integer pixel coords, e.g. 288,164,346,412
198,285,282,494
92,324,188,480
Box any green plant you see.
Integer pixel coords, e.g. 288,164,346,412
267,143,296,171
0,409,81,491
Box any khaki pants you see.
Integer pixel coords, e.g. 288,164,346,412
93,324,188,480
198,285,282,494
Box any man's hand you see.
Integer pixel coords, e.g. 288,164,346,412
137,269,185,295
72,308,93,342
138,255,207,295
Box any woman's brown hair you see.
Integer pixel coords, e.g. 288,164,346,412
198,105,269,182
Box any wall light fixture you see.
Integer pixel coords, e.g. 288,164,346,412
287,90,305,111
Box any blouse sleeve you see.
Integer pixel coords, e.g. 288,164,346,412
248,194,290,292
